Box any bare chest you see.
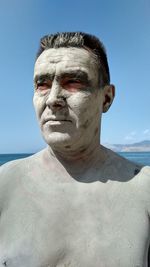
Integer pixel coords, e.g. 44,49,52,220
0,180,149,267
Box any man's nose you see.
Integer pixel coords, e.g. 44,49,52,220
46,81,66,110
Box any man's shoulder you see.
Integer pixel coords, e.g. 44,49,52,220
103,147,143,180
138,165,150,176
0,158,25,177
0,155,31,174
0,149,46,180
135,166,150,187
0,158,28,192
133,166,150,213
0,149,48,205
0,159,26,207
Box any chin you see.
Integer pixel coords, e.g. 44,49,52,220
42,131,75,148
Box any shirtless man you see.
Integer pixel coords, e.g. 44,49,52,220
0,32,150,267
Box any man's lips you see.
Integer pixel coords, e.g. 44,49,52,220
43,118,72,124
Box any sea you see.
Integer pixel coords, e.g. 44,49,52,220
0,152,150,166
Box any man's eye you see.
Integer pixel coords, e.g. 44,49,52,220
68,79,80,83
36,82,50,90
62,79,85,91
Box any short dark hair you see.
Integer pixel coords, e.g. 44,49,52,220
36,32,110,87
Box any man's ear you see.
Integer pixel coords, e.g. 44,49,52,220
102,85,115,113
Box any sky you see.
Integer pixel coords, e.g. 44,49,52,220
0,0,150,153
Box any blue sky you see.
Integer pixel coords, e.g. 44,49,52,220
0,0,150,153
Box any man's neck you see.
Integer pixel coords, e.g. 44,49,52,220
46,140,108,177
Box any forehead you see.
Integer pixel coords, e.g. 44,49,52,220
34,47,98,79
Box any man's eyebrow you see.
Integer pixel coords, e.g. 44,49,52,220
60,70,89,81
34,71,90,84
34,73,54,83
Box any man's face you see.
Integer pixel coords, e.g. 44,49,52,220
33,47,105,150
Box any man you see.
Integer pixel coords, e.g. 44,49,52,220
0,32,150,267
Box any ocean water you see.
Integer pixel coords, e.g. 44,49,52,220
119,152,150,166
0,152,150,166
0,153,33,166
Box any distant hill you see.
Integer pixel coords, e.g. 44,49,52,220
104,140,150,152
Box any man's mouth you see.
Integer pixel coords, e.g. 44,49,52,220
43,118,72,124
